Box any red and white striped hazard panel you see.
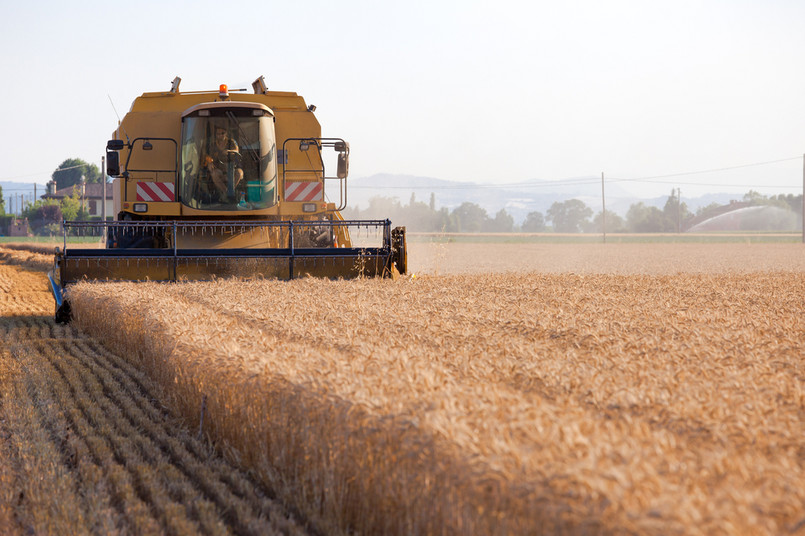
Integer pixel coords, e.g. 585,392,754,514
136,182,175,202
285,181,323,202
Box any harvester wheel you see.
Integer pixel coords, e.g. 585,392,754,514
55,301,71,324
391,227,407,275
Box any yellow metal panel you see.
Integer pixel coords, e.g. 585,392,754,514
130,202,182,216
111,86,338,222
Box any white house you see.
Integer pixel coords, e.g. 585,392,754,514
41,182,115,219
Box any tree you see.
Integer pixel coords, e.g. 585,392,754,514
626,202,667,232
59,187,89,222
521,211,545,232
21,199,62,235
591,210,626,233
662,189,692,232
0,185,4,215
52,158,102,190
546,199,592,233
450,202,489,232
743,190,768,205
485,209,514,233
695,202,723,218
768,193,803,213
404,194,445,232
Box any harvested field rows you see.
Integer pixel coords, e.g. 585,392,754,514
0,245,54,273
68,268,805,535
0,262,309,535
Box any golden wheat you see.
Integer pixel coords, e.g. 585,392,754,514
0,245,53,273
67,265,805,535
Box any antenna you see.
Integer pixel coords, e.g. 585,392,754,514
107,94,122,123
107,94,131,144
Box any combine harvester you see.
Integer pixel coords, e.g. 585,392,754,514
49,76,407,322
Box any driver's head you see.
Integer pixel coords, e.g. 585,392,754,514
214,126,227,144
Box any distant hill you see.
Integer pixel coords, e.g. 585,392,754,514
343,174,743,223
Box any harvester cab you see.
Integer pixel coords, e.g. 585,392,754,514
49,76,407,323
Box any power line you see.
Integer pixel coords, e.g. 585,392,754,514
612,156,803,183
0,162,93,182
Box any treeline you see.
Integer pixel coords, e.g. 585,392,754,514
343,191,803,233
0,158,104,236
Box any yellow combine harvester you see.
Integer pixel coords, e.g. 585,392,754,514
49,76,407,322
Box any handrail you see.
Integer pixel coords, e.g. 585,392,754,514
281,137,348,211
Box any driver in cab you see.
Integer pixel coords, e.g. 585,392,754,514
203,126,244,200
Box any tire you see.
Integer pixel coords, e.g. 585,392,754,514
55,301,71,324
391,227,407,275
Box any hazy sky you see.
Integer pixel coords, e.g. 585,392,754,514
2,0,805,198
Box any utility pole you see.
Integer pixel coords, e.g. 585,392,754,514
81,175,86,215
102,156,107,221
102,156,107,244
677,187,681,233
601,172,606,243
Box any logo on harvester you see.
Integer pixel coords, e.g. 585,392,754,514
136,182,175,202
285,181,323,202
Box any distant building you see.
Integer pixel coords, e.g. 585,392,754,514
41,181,114,219
9,217,30,237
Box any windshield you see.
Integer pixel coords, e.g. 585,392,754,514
180,108,277,211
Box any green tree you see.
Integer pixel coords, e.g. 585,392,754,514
0,185,4,215
695,202,723,217
768,193,803,213
521,211,545,232
484,209,514,232
21,199,62,235
52,158,102,190
546,199,592,233
662,189,692,232
404,193,446,232
590,210,626,233
743,190,768,205
626,202,667,232
450,202,489,232
59,186,89,222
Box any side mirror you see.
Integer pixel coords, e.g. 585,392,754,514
106,150,120,176
107,139,125,151
337,152,349,179
335,141,349,179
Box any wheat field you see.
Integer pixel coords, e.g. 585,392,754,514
65,244,805,535
2,241,804,534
